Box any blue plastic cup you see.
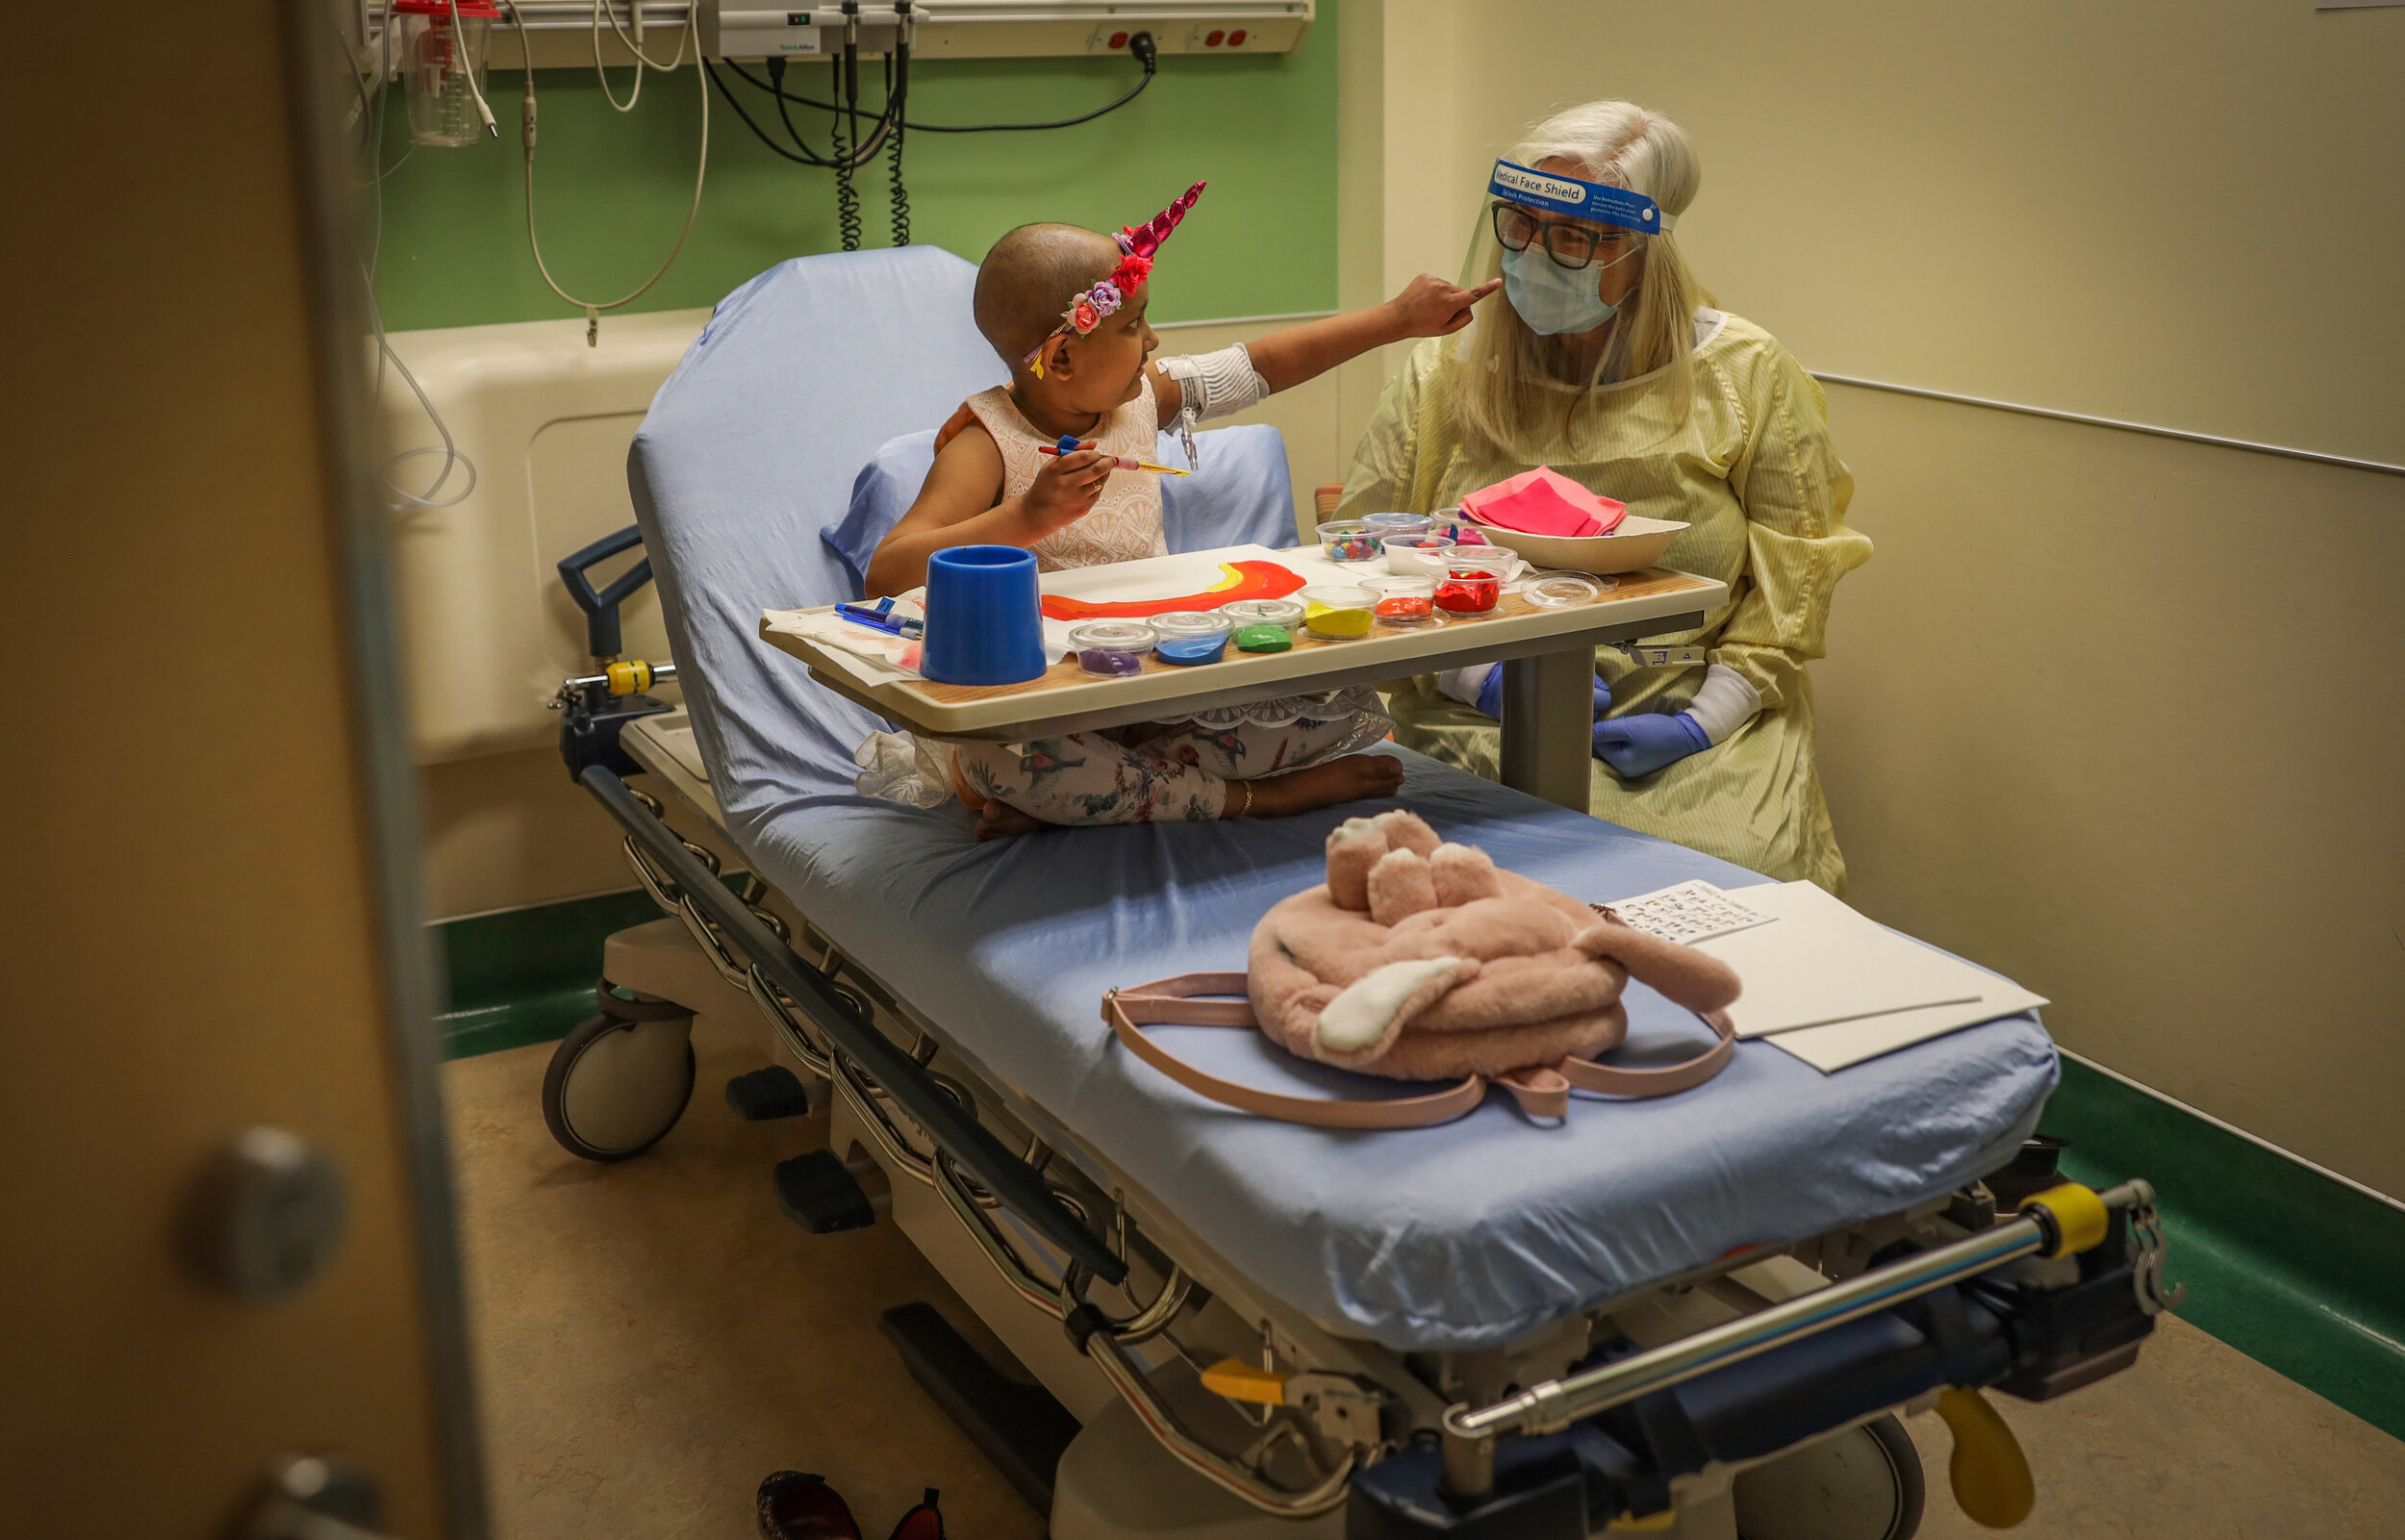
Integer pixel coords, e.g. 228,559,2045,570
920,545,1048,685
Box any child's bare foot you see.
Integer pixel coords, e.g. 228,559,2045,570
1238,755,1405,820
975,801,1050,842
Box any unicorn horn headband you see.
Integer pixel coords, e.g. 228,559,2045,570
1025,180,1207,376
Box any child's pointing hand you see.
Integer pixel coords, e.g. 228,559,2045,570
1385,273,1504,340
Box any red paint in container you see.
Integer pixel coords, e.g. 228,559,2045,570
1435,572,1500,613
1435,553,1513,614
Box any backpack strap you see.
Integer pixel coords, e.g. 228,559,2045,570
1557,1008,1737,1098
1102,981,1734,1128
1103,975,1490,1129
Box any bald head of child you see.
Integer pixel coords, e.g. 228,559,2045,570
975,223,1155,415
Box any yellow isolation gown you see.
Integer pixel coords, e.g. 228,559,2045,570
1340,311,1870,892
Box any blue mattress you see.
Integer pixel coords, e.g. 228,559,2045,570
628,248,2057,1351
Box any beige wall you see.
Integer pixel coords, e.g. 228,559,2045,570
1337,1,2405,1196
1813,390,2404,1198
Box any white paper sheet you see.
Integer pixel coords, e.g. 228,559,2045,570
1035,544,1300,659
1600,879,1779,945
1763,984,2050,1073
1696,881,1991,1037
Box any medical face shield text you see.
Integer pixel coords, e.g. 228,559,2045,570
1487,160,1673,236
1454,159,1672,345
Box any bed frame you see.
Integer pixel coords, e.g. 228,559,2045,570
530,705,2179,1540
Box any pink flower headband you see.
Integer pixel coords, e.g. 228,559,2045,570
1025,181,1206,377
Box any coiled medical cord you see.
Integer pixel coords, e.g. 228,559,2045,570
503,0,709,344
886,33,910,246
751,55,899,170
833,7,864,252
830,57,860,250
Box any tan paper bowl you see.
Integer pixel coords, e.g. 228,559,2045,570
1464,513,1688,575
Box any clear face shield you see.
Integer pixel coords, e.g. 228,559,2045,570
1449,159,1676,370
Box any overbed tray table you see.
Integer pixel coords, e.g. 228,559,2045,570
762,543,1727,810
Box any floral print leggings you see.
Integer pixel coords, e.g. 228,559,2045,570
954,709,1384,824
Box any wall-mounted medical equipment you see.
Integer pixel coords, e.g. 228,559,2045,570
351,0,1312,66
698,0,1313,61
394,0,498,144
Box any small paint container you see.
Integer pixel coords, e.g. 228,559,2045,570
1157,636,1228,666
1427,508,1491,547
1363,573,1439,625
1300,584,1377,640
1069,620,1156,676
1435,551,1514,615
1521,571,1615,608
1362,512,1432,542
1149,610,1233,667
1218,596,1305,632
1233,622,1292,653
1380,535,1457,577
1316,519,1383,564
1150,610,1233,643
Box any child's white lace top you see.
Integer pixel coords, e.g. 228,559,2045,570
963,376,1169,569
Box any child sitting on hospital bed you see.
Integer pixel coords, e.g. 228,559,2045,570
862,183,1496,841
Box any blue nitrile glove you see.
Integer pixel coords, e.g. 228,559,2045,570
1474,666,1612,722
1592,711,1711,778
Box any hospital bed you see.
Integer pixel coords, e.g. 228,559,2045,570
536,247,2176,1537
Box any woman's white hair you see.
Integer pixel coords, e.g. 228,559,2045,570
1456,101,1707,456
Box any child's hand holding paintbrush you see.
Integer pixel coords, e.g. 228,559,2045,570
1037,434,1191,476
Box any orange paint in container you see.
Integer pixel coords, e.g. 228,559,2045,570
1364,573,1439,625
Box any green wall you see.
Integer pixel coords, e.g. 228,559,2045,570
370,11,1339,333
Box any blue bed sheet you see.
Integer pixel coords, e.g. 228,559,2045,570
628,249,2057,1351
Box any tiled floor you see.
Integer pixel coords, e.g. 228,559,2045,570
445,1022,2405,1538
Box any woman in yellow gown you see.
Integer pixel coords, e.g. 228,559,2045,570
1341,101,1871,892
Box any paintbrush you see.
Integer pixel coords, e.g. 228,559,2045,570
1041,436,1191,476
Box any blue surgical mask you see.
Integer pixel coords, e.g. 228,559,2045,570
1501,243,1618,337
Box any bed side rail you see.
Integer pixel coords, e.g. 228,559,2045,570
578,765,1129,1286
1410,1178,2172,1519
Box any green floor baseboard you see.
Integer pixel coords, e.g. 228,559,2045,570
432,888,665,1060
2038,1055,2405,1440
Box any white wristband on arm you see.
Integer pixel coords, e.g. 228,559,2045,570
1158,343,1270,427
1684,664,1761,745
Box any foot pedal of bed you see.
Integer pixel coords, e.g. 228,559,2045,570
879,1302,1077,1515
773,1150,875,1232
727,1066,812,1121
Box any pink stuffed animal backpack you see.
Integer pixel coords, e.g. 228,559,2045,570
1103,811,1743,1126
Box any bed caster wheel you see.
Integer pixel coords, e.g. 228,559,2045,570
540,998,696,1163
726,1065,813,1121
1733,1413,1925,1540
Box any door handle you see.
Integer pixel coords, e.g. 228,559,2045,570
182,1128,348,1300
240,1454,397,1540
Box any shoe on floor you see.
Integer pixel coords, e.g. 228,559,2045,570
757,1472,862,1540
885,1488,943,1540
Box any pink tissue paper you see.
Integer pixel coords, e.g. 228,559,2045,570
1460,467,1628,538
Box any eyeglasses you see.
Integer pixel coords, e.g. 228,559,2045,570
1491,202,1636,271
